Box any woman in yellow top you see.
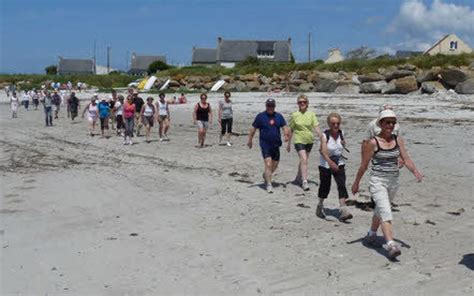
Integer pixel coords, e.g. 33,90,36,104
287,95,322,191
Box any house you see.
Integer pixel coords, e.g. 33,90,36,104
191,47,217,66
424,33,472,56
216,37,292,68
324,48,344,64
129,53,167,75
95,65,118,75
395,50,423,58
57,57,95,75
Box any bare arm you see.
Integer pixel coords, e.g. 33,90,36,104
193,104,198,123
218,102,223,123
208,105,213,124
351,139,376,194
314,125,322,140
82,103,89,117
398,137,423,181
247,127,257,148
286,128,293,151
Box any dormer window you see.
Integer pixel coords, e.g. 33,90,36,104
450,41,458,50
257,50,275,58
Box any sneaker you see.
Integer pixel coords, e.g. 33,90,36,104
164,135,169,141
226,142,232,147
159,138,163,142
302,180,309,191
266,184,274,194
339,207,353,222
383,242,402,260
316,203,326,218
362,233,378,247
128,140,133,145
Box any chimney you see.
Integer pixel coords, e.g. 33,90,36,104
217,37,222,44
288,37,292,44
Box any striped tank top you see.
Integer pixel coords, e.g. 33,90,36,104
371,136,400,177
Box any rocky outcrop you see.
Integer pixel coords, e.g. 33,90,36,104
455,79,474,94
360,81,387,93
358,73,385,83
383,76,418,94
421,81,446,94
416,67,441,83
440,68,468,88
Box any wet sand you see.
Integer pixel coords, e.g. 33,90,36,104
1,91,473,295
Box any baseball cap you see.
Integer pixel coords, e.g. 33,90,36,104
266,98,276,107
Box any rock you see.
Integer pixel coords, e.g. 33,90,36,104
398,64,417,71
381,81,397,94
384,69,415,81
360,81,388,93
318,72,339,80
289,71,307,80
238,73,258,82
314,77,338,92
421,81,446,94
334,83,360,94
234,81,247,92
272,73,285,82
469,62,474,71
298,83,315,92
259,75,272,85
186,76,202,83
289,79,305,86
306,72,319,83
168,80,181,88
200,76,212,83
203,82,214,90
455,79,474,94
245,81,260,91
358,73,385,83
416,67,441,83
383,76,418,94
351,75,361,85
440,68,468,87
258,84,270,92
220,75,232,82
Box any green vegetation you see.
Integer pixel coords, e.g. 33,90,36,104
148,60,173,75
44,65,57,75
1,54,472,90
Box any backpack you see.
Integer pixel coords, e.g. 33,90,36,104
323,129,349,154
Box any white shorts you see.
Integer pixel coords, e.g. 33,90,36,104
369,175,399,222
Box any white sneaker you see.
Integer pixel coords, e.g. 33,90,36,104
302,180,309,191
159,138,163,142
226,142,232,147
266,184,274,194
128,139,133,145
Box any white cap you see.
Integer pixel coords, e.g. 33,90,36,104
376,110,397,126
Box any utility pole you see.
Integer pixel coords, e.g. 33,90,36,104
308,32,312,63
93,39,97,72
107,46,111,74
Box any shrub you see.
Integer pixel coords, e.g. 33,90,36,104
45,65,57,75
148,61,171,74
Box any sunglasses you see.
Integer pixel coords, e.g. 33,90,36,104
330,122,341,126
383,120,397,125
297,101,308,105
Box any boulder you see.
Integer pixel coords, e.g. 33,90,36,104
203,82,214,90
334,83,360,94
245,81,260,91
358,73,385,83
238,73,258,82
306,72,319,83
421,81,446,94
384,69,415,81
272,73,285,82
234,81,247,92
258,84,271,92
298,83,315,92
186,76,202,84
289,71,307,81
416,67,441,83
259,75,272,85
289,79,305,86
360,81,388,93
220,75,232,82
383,75,418,94
455,79,474,94
318,72,339,80
314,76,338,92
440,68,468,87
469,62,474,71
168,80,181,88
398,64,417,71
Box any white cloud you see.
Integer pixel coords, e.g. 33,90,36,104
386,0,474,51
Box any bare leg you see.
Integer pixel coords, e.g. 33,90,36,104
164,120,169,137
380,220,394,242
159,122,163,139
263,158,274,185
370,215,381,232
297,150,309,182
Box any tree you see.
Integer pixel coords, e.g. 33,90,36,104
45,65,57,75
148,61,170,74
346,46,376,60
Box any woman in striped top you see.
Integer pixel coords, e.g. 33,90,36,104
352,110,423,260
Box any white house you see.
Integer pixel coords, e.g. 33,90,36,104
325,48,344,64
424,33,472,56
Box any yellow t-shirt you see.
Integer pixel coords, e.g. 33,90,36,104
289,110,319,144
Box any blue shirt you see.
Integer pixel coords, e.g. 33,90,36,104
98,101,110,118
252,111,287,148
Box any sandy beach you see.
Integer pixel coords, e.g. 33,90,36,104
1,90,473,295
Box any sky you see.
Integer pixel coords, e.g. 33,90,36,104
1,0,473,73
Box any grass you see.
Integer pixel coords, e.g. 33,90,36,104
1,54,472,90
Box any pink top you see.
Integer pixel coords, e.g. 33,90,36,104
124,103,135,119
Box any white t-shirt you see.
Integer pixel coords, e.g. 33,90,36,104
365,119,400,140
157,101,168,116
115,101,123,116
319,132,345,169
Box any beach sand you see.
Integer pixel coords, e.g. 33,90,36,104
1,91,473,295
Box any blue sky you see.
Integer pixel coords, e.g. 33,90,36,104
1,0,473,73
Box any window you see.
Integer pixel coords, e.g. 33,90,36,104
450,41,458,50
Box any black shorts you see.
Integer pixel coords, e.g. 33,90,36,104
116,115,124,129
260,145,280,161
221,118,233,135
294,143,313,152
143,115,154,127
318,165,348,199
100,117,109,130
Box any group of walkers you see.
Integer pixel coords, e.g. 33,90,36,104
8,85,423,260
247,95,423,260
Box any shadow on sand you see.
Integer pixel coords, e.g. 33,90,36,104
347,236,411,262
459,254,474,271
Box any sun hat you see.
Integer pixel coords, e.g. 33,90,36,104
266,98,276,107
377,109,397,126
